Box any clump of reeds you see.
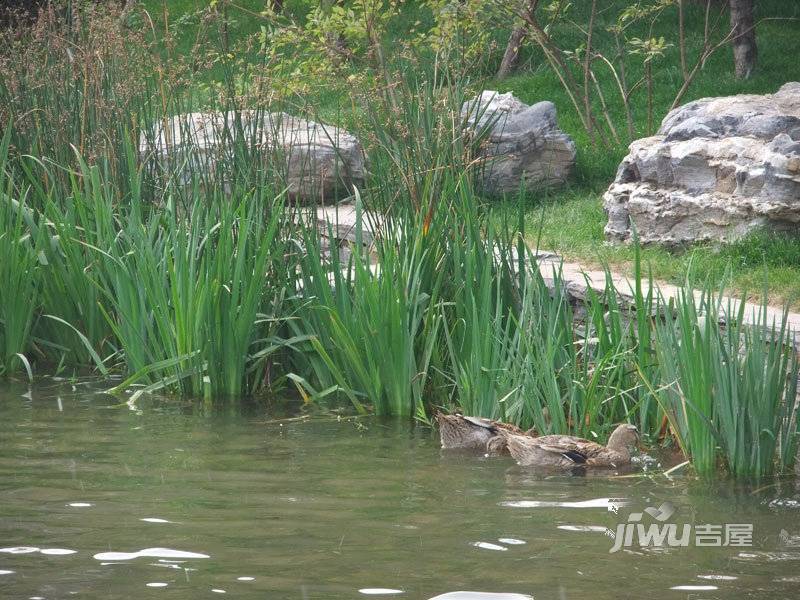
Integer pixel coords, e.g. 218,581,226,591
649,281,799,479
0,2,798,480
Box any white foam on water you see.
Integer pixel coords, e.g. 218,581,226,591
557,525,610,533
670,586,718,591
497,538,526,545
470,542,508,552
0,570,15,575
67,503,93,508
237,577,255,581
40,549,77,556
359,589,404,595
697,575,737,581
146,583,168,588
0,547,40,554
140,518,172,524
501,498,624,509
93,548,210,561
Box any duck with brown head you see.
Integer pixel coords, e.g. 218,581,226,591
502,423,639,468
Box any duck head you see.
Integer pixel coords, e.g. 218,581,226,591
607,423,639,452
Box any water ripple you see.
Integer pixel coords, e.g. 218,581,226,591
557,525,609,533
0,547,75,556
0,547,39,554
501,498,626,509
428,593,534,600
140,518,173,524
470,542,508,552
93,548,209,561
670,585,718,591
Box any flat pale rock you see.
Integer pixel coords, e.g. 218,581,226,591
604,82,800,246
139,111,364,203
462,91,575,195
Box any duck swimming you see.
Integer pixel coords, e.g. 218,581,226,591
436,413,531,454
502,423,639,468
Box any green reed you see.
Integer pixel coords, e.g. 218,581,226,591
649,279,800,478
1,2,799,480
713,298,799,478
0,133,38,376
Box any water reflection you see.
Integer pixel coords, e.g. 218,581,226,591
93,548,210,561
0,547,75,555
470,542,508,552
428,594,533,600
496,538,525,545
140,518,173,523
1,379,799,599
671,585,719,591
500,498,622,509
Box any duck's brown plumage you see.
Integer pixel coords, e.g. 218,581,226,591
503,424,639,468
436,413,532,454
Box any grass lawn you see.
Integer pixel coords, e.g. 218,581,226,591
140,0,800,308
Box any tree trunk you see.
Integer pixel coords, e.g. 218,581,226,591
496,25,526,79
729,0,757,79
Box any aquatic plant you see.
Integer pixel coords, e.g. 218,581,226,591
649,281,800,478
0,134,39,377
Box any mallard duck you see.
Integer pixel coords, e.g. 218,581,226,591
436,413,530,454
502,423,639,468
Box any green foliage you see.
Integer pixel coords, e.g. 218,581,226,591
0,135,38,377
647,281,800,479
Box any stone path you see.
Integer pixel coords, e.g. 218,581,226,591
316,202,800,346
543,256,800,347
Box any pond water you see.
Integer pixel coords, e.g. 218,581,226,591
1,379,800,600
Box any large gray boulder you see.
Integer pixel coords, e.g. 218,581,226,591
461,91,576,195
604,82,800,246
139,111,365,202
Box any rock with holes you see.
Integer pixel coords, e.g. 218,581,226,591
604,82,800,246
461,91,576,195
139,111,365,202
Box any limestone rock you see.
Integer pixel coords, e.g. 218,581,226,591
461,91,576,195
139,111,365,202
604,82,800,246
